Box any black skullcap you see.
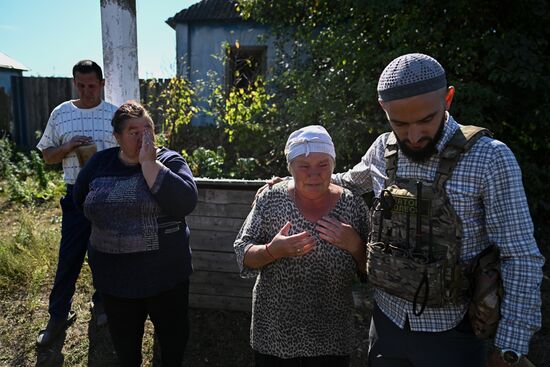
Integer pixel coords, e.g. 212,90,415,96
377,53,447,102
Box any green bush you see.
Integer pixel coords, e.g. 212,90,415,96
0,138,64,205
150,77,198,147
144,0,550,242
148,74,277,179
182,146,260,180
236,0,550,233
183,146,226,178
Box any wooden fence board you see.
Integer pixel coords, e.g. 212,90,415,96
192,250,240,273
191,202,253,218
190,229,241,252
184,181,260,311
191,269,254,284
197,188,256,204
189,294,252,312
0,87,10,134
187,215,245,232
12,76,169,149
189,281,253,299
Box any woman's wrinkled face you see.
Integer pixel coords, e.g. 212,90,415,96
114,117,154,162
289,152,334,199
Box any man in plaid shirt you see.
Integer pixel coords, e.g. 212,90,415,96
333,53,544,366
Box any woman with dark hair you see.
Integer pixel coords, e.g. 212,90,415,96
73,101,197,367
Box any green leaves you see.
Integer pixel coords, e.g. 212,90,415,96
151,77,198,147
0,138,64,205
233,0,550,225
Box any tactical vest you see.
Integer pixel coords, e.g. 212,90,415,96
366,125,491,315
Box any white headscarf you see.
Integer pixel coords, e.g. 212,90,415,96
284,125,336,163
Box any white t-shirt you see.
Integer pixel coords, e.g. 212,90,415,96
37,100,118,184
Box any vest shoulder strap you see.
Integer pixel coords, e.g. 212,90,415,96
384,132,399,185
435,125,492,189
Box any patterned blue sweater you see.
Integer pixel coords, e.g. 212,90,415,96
73,147,198,298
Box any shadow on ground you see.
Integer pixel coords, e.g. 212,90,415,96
29,278,550,367
34,309,118,367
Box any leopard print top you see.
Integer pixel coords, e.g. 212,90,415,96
234,181,369,358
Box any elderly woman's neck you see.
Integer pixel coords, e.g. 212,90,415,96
290,183,341,221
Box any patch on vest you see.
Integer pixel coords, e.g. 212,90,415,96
367,126,491,313
366,179,468,310
391,195,431,216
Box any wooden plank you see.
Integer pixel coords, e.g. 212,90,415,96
0,87,10,133
189,293,252,312
23,77,34,147
197,188,256,205
190,228,240,251
190,270,255,290
39,78,49,137
44,78,57,132
192,250,240,273
31,77,41,146
192,202,253,218
35,77,48,146
195,178,265,191
189,281,253,299
187,215,245,232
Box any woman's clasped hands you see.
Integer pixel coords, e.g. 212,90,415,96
268,217,362,260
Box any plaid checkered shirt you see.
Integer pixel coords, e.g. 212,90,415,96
333,114,544,354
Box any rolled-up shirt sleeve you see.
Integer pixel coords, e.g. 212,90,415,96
332,134,388,195
483,142,545,354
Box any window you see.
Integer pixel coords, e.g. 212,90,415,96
226,45,267,91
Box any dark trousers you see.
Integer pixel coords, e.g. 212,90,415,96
255,352,350,367
48,185,98,320
101,280,190,367
368,303,486,367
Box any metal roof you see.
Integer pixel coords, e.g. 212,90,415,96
166,0,241,29
0,52,28,71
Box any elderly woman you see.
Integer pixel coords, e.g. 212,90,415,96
73,101,197,367
234,125,369,367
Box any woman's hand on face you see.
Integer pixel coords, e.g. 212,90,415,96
268,221,316,258
139,129,157,164
316,216,362,252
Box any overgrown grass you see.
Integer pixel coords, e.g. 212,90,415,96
0,197,219,367
0,137,65,294
0,204,61,293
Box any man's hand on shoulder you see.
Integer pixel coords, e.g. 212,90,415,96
252,176,286,207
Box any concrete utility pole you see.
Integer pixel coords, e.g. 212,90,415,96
100,0,140,107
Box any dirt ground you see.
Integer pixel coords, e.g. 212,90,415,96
28,289,372,367
0,200,548,366
1,277,547,367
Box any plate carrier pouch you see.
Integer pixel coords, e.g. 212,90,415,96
366,125,491,316
466,244,503,340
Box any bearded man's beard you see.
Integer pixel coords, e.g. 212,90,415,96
396,115,446,163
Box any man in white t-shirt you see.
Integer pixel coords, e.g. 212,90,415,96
36,60,118,346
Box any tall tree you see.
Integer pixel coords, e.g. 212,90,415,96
237,0,550,232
